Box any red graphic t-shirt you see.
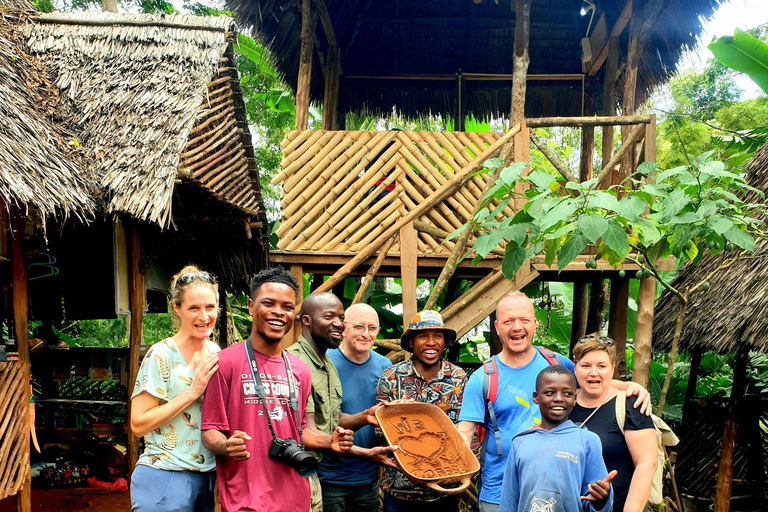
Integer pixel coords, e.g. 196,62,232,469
202,341,312,512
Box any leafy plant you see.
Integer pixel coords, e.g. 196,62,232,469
709,28,768,95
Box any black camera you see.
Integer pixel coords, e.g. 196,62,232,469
268,437,318,477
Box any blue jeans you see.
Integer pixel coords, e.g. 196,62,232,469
321,480,379,512
479,501,499,512
130,465,215,512
382,492,459,512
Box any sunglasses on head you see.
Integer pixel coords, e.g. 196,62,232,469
178,271,217,285
578,335,614,347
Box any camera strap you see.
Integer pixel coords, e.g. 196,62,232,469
243,339,306,448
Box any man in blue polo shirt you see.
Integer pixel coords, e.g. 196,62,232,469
319,303,392,512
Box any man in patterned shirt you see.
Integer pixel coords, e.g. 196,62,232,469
376,310,467,512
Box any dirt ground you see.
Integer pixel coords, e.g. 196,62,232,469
0,488,130,512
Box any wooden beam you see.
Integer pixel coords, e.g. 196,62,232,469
586,0,632,76
281,265,304,349
580,126,594,181
713,347,750,512
321,45,340,130
602,37,619,185
510,0,531,126
312,123,522,294
632,274,655,389
294,0,314,131
569,282,589,358
311,0,336,47
400,222,418,327
11,208,30,512
352,236,397,305
530,131,577,183
607,275,630,379
127,225,145,476
596,123,646,188
585,279,608,335
424,140,517,310
527,115,652,128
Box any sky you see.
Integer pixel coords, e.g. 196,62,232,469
680,0,768,99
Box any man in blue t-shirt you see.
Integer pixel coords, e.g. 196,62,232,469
319,303,392,512
458,291,651,512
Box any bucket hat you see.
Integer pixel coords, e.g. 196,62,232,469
400,310,457,351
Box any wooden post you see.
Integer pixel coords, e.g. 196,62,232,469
682,347,702,425
295,0,314,131
580,85,594,181
713,347,749,512
400,222,418,326
454,72,467,132
632,275,655,389
585,279,607,335
489,311,502,356
570,282,589,358
510,0,531,126
282,265,304,349
127,225,145,476
352,236,397,305
218,285,228,349
101,0,117,12
321,45,340,131
607,275,630,379
602,37,619,186
11,208,31,512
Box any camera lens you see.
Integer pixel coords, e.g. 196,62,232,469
285,445,318,477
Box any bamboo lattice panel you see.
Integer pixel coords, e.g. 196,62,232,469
0,363,30,500
275,130,512,254
676,397,768,497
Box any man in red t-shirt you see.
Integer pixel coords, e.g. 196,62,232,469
202,268,354,512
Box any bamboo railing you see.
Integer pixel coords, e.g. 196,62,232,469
0,362,31,500
274,129,512,255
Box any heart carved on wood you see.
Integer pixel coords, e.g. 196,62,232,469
398,432,445,462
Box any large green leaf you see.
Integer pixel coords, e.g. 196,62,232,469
502,243,528,280
557,233,588,271
578,213,609,244
708,28,768,94
724,226,756,250
601,220,631,260
235,33,280,80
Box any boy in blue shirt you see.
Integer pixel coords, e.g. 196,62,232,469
499,366,615,512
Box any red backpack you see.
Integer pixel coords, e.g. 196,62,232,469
477,346,563,463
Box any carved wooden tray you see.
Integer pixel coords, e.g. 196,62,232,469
376,402,479,495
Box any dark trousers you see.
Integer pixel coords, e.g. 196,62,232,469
382,492,459,512
322,480,379,512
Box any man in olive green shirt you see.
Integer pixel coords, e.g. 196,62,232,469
286,292,349,512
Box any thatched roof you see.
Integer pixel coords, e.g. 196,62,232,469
0,7,94,222
25,12,265,228
653,143,768,354
226,0,725,120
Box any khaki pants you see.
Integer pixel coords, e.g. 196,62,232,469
310,473,323,512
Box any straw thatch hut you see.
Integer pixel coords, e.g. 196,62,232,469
15,10,270,479
0,1,94,506
653,145,768,354
226,0,725,122
652,143,768,508
23,10,269,290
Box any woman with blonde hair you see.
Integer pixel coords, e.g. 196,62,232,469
130,265,220,511
568,335,657,512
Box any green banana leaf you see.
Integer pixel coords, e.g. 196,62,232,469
708,28,768,94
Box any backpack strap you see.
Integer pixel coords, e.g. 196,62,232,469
614,391,626,433
480,357,502,462
535,346,563,366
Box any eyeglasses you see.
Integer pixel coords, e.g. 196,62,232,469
178,271,217,285
578,335,614,347
345,323,380,335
